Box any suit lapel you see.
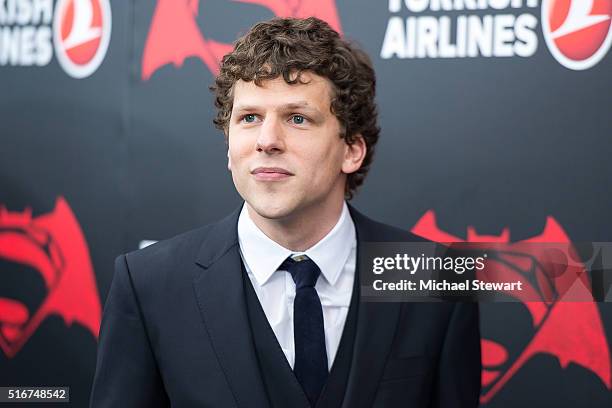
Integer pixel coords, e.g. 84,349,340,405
341,206,403,408
192,206,270,408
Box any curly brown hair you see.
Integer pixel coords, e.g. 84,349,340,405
211,17,379,199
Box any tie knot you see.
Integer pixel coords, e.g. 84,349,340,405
279,255,321,289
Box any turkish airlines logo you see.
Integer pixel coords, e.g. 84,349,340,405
0,197,101,358
0,0,111,77
412,211,611,403
141,0,342,79
542,0,612,70
380,0,611,70
53,0,112,78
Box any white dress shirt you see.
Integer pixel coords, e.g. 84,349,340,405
237,201,356,370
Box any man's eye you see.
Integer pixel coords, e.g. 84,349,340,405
243,114,256,123
291,115,306,125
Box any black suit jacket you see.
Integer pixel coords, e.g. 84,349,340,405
90,205,481,407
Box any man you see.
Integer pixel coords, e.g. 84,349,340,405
90,17,480,408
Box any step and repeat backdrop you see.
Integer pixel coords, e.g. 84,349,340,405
1,0,611,406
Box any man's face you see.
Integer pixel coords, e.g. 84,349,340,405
227,72,361,221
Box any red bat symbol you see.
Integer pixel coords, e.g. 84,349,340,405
0,197,101,358
141,0,342,79
412,210,611,403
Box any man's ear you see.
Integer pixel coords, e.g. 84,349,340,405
226,130,232,171
342,134,366,174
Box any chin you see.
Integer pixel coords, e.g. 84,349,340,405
246,196,299,220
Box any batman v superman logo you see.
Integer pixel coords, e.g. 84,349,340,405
412,210,611,403
0,197,101,358
141,0,342,79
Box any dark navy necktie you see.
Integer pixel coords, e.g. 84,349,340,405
280,255,328,407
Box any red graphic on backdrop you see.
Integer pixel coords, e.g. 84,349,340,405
0,197,101,358
141,0,342,80
53,0,112,78
412,210,611,403
542,0,612,70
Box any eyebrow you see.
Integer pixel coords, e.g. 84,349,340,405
233,101,322,114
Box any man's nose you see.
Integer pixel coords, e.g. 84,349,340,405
256,115,285,154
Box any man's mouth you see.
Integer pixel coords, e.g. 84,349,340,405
251,167,294,181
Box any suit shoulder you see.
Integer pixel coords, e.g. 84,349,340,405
367,219,427,242
121,222,217,281
350,206,429,242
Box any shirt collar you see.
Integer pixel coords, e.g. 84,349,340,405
237,201,356,287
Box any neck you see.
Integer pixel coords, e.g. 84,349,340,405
246,198,345,252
